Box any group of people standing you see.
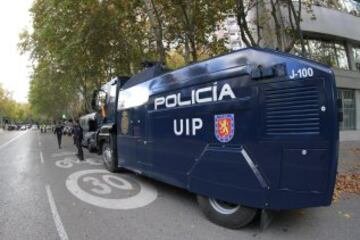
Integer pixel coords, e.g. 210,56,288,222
54,120,84,160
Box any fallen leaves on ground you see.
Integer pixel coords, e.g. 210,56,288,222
337,211,352,219
333,172,360,202
348,148,360,157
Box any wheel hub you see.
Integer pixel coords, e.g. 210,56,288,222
209,198,240,215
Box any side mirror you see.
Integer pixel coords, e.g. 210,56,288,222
91,90,107,111
97,91,107,108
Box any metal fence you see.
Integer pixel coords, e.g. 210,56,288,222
313,0,360,17
338,88,356,130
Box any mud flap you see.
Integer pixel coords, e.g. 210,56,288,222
260,209,274,231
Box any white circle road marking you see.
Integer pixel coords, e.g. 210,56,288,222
66,169,157,210
83,176,112,195
51,151,76,158
102,174,133,190
55,157,103,168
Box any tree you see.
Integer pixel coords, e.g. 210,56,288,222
0,84,31,124
233,0,313,55
19,0,234,119
159,0,229,63
142,0,167,64
20,0,159,117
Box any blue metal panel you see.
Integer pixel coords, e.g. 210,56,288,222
115,48,339,210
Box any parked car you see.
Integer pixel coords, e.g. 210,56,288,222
20,125,27,131
62,126,73,136
46,125,54,132
6,125,16,131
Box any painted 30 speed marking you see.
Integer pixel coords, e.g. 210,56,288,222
289,67,314,79
55,157,102,168
66,169,157,210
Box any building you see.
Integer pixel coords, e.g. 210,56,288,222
298,0,360,140
215,15,243,51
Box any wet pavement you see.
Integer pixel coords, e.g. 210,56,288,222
0,130,359,240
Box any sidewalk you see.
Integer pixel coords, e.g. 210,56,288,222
339,140,360,173
340,130,360,142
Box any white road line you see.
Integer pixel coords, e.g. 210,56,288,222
39,141,42,147
45,185,69,240
40,152,44,164
0,131,28,151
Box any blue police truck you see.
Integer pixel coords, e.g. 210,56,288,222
93,48,340,229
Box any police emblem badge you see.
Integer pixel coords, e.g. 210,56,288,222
214,114,235,143
121,111,129,135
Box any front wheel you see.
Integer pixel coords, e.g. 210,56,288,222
197,195,257,229
88,141,97,153
102,139,118,172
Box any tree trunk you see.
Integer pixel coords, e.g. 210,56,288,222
184,34,191,64
189,36,197,62
178,0,197,62
235,0,258,47
270,0,283,50
142,0,166,64
288,0,305,56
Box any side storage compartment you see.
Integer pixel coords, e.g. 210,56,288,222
281,148,329,192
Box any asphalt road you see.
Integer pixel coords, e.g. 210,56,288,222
0,130,359,240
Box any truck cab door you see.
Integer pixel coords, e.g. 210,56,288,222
117,86,151,171
117,108,149,169
133,107,151,168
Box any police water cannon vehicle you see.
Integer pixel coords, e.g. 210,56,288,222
92,48,340,229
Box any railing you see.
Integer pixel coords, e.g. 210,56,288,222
313,0,360,17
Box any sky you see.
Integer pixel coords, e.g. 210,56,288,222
0,0,33,103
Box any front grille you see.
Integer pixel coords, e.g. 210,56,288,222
264,84,320,136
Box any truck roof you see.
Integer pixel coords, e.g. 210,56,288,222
121,47,332,91
122,63,169,89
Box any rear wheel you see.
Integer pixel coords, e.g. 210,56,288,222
102,135,118,172
197,195,257,229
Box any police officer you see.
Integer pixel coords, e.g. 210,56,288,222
54,122,64,149
74,119,84,161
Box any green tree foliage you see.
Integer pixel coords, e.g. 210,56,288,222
20,0,231,119
20,0,310,119
22,0,147,118
158,0,230,63
0,84,31,124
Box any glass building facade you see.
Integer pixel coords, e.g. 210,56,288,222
294,39,349,70
338,89,356,130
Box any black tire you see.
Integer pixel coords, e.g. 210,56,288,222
101,135,119,172
88,141,96,153
197,195,257,229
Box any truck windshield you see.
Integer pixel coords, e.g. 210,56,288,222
118,85,149,110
